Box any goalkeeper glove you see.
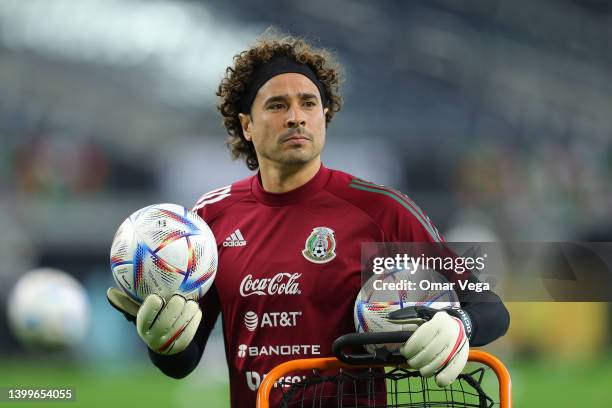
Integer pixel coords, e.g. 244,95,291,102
107,287,140,322
107,288,201,355
136,294,202,355
388,307,471,387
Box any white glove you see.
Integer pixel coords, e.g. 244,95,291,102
136,294,202,355
399,311,469,387
107,288,202,355
107,287,140,322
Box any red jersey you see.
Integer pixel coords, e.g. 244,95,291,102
192,164,442,407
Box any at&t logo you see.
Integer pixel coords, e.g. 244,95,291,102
244,311,302,332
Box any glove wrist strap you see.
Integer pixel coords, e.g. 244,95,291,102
448,308,473,340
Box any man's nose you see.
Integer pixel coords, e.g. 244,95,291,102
286,105,306,128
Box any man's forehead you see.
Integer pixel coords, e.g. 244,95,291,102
256,73,320,99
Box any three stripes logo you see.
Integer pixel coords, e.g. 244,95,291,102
193,185,231,211
223,229,247,247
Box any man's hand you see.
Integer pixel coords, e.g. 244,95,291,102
107,288,202,355
390,309,469,387
136,294,202,356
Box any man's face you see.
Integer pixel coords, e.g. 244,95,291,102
240,73,328,169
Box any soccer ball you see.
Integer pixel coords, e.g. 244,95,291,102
7,268,90,348
110,203,217,302
354,265,459,353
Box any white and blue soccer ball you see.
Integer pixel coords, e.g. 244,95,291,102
7,268,91,348
354,265,460,353
110,203,217,302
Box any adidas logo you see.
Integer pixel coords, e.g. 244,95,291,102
223,229,247,247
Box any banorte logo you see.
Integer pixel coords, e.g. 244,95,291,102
239,273,301,297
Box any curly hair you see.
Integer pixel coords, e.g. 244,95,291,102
217,30,344,170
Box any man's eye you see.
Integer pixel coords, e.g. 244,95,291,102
304,101,317,107
268,103,285,110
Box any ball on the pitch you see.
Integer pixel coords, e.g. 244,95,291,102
354,265,459,353
110,203,217,302
7,268,90,348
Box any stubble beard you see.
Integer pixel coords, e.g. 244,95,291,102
277,145,317,165
266,129,324,167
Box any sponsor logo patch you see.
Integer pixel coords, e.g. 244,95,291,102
246,371,305,392
237,344,320,358
243,311,302,331
239,273,301,297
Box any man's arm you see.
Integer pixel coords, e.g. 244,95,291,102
399,208,510,346
368,186,509,385
457,282,510,346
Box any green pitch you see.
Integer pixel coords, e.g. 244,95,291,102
1,357,611,407
0,360,229,408
385,356,612,407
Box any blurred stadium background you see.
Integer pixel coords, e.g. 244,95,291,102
1,0,611,406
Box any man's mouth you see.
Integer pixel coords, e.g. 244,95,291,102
281,131,312,143
285,135,310,141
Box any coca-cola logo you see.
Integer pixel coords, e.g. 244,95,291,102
239,273,302,297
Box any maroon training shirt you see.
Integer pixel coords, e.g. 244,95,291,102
191,164,442,407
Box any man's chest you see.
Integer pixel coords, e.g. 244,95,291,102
209,205,380,311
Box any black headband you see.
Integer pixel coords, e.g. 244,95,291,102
239,56,328,113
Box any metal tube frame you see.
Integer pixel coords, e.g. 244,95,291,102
256,350,511,408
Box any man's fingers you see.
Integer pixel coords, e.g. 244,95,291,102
420,334,467,378
166,306,202,355
404,331,448,370
136,294,165,336
398,311,470,386
399,318,439,360
151,295,186,333
134,295,202,355
107,287,140,317
435,343,469,387
181,300,202,327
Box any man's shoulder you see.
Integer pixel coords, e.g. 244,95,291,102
192,175,253,221
326,168,441,239
326,169,414,214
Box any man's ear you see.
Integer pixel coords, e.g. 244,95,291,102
238,113,253,141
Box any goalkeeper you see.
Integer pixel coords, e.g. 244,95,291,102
108,30,509,407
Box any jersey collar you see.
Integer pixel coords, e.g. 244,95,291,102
251,164,331,206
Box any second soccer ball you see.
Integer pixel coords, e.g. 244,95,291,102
354,265,459,353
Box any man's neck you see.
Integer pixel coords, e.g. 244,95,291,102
259,158,321,193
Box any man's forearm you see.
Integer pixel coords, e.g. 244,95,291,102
148,340,203,379
462,299,510,346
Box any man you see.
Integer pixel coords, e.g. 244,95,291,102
108,33,509,407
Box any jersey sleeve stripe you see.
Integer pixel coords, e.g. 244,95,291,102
350,179,442,242
351,179,429,224
193,185,232,211
348,182,442,243
195,185,231,205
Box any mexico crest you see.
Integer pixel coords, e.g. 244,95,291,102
302,227,336,264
